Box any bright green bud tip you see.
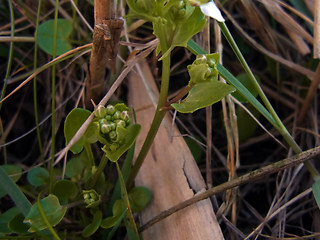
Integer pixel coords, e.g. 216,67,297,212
116,120,126,128
120,111,130,121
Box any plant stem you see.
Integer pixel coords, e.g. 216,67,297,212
49,0,59,193
127,52,171,187
218,21,319,178
90,154,108,189
34,0,44,163
84,142,95,166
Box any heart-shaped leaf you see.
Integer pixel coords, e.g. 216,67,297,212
0,207,20,233
171,80,235,113
24,195,67,232
37,19,72,56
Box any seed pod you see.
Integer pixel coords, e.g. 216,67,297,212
94,105,107,118
106,105,115,115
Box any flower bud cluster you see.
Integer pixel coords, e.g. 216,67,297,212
83,189,101,208
171,0,187,18
94,104,132,151
188,53,219,84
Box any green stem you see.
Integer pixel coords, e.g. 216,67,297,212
49,0,59,193
34,0,44,162
218,21,319,178
90,154,108,189
127,49,171,187
84,142,95,166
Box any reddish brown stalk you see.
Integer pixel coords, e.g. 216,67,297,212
85,0,123,107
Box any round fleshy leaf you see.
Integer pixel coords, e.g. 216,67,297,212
129,186,152,213
171,80,235,113
27,167,49,187
53,180,78,205
37,19,72,56
82,210,102,238
24,195,67,232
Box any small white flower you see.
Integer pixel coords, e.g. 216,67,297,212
199,1,225,22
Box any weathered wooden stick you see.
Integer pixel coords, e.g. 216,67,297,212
139,145,320,232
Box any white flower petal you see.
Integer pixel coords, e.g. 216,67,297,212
200,1,225,22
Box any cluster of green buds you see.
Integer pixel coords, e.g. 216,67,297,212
188,53,219,84
169,0,194,21
83,189,101,208
94,104,132,152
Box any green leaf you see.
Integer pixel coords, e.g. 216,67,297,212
184,136,203,163
172,80,235,113
128,186,152,213
65,156,85,178
24,195,67,232
186,39,278,127
27,167,49,187
8,213,29,234
232,73,261,103
37,19,72,56
82,210,102,238
102,124,141,162
0,165,22,198
237,105,260,142
106,207,128,240
0,207,20,233
101,200,126,229
64,108,98,154
0,167,31,217
159,7,206,59
312,178,320,209
53,180,78,205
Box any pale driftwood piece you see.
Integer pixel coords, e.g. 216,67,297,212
128,60,224,240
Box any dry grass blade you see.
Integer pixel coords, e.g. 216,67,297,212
0,43,92,104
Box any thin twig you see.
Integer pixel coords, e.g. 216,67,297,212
139,145,320,232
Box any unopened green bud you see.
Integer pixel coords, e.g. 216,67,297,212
106,105,115,115
207,58,216,68
205,68,213,78
120,111,130,121
116,120,126,128
109,122,116,130
105,115,112,121
94,105,107,118
99,118,108,125
109,130,117,139
194,55,207,65
113,111,121,120
101,124,112,134
178,8,186,17
83,189,101,208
